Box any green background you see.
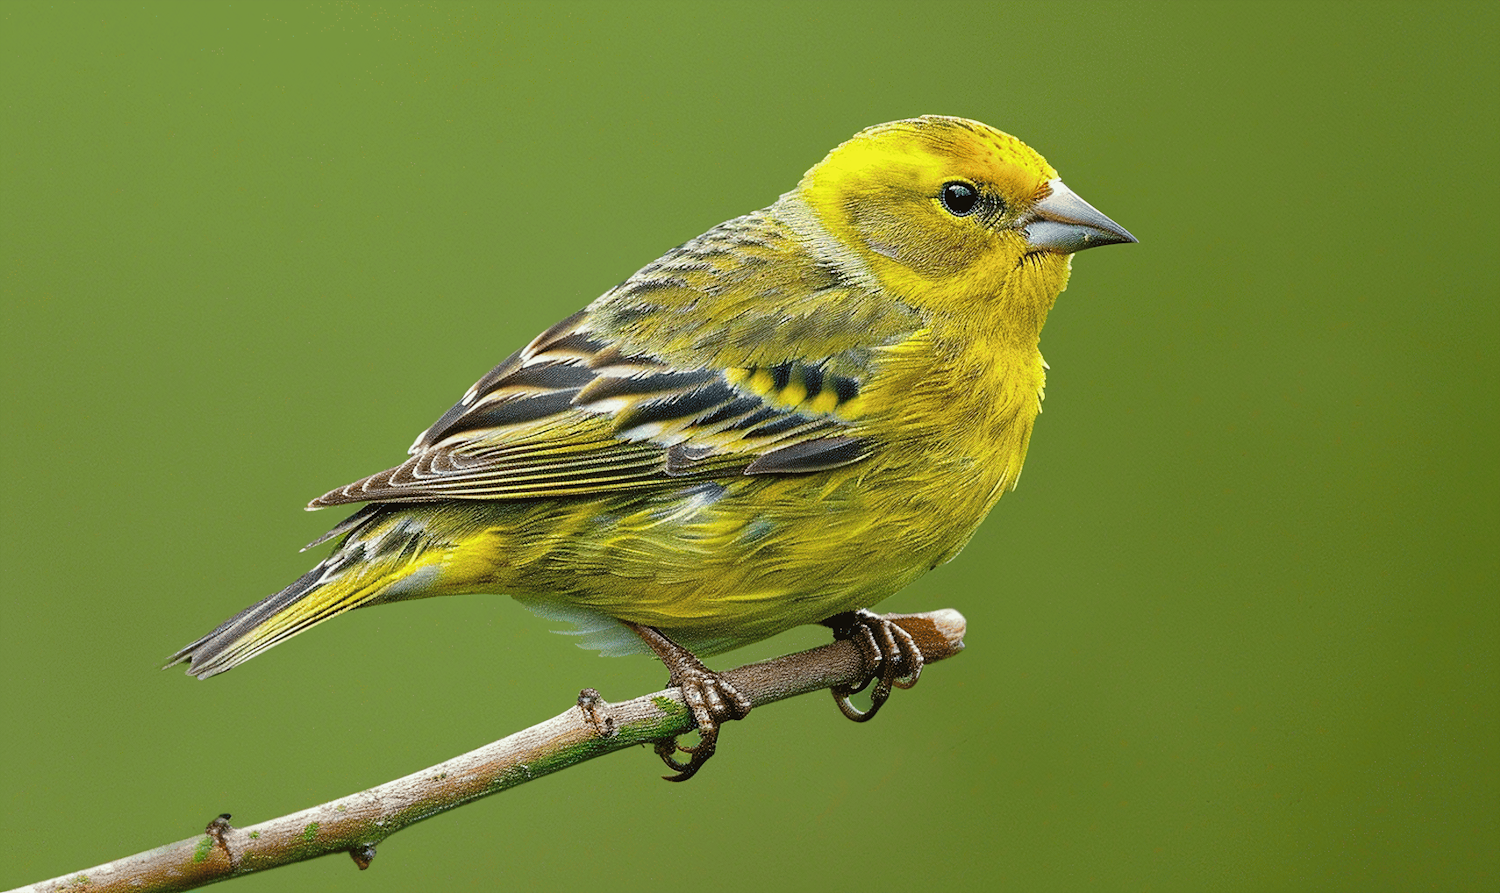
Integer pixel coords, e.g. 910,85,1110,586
3,2,1495,890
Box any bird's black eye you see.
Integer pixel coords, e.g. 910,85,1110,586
940,181,979,216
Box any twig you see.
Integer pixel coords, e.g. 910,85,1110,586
16,610,965,893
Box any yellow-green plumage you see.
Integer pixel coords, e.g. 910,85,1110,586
167,116,1133,679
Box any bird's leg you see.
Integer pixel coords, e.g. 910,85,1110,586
624,622,752,782
822,609,924,722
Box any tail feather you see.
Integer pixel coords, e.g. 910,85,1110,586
163,563,336,678
164,509,444,678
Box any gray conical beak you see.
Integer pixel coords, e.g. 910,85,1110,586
1024,179,1136,253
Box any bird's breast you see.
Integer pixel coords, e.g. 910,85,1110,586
855,330,1048,562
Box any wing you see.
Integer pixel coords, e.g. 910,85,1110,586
309,208,925,509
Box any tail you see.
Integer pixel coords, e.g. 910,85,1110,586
164,507,448,679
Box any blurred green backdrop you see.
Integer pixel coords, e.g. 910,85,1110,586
3,2,1495,890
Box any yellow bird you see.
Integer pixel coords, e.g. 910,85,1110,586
167,116,1135,779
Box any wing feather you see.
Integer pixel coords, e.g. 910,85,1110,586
310,208,924,510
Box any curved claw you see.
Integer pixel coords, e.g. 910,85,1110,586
625,622,751,782
654,671,748,781
832,682,886,722
825,610,925,722
654,737,712,781
655,724,723,783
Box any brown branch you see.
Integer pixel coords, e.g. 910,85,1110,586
17,610,965,893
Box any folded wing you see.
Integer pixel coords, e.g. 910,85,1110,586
309,209,925,509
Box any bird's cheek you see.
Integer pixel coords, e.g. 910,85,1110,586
854,217,982,282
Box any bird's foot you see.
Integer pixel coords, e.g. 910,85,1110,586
626,623,752,782
823,609,924,722
651,662,751,782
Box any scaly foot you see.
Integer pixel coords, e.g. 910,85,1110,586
626,623,752,781
822,609,923,722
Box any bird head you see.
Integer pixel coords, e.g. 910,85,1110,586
795,115,1134,335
